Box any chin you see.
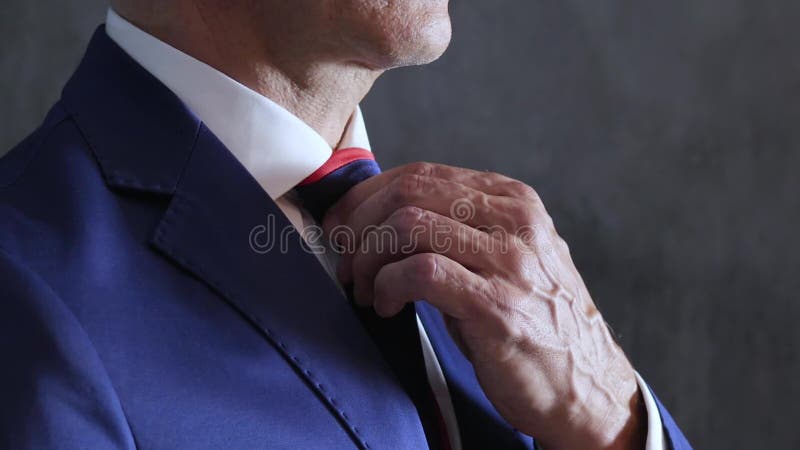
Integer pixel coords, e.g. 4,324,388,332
386,17,452,68
346,1,453,69
394,14,453,67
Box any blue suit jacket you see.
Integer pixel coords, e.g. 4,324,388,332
0,27,691,449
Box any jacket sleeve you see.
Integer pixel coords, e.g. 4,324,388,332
642,379,692,450
0,248,136,449
651,390,692,450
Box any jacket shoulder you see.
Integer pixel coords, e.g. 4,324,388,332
0,102,73,189
0,101,102,258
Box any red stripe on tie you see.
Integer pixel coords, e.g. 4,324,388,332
299,147,375,186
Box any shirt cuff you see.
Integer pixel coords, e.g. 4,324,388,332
635,371,667,450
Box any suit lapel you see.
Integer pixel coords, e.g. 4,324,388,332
62,27,428,450
150,124,428,450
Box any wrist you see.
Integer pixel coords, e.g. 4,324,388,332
599,386,647,450
537,366,647,450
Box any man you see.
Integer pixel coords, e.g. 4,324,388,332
0,1,690,449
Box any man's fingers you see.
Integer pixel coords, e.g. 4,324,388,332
348,207,497,304
324,162,527,230
372,252,485,319
326,175,528,252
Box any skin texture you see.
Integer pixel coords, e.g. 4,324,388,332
112,1,645,448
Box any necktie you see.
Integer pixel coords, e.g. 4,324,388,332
295,148,451,450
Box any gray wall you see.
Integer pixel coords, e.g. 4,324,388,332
3,1,799,448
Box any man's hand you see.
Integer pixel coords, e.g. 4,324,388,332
323,162,646,450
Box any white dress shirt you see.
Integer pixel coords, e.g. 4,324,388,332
105,8,664,450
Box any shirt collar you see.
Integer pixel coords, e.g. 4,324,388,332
104,8,370,200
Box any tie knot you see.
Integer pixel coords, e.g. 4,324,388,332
295,147,381,222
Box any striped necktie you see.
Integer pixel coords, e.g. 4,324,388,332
295,148,452,450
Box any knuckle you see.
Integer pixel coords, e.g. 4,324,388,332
503,197,541,227
405,161,436,178
406,253,440,284
485,171,509,184
507,180,540,200
545,213,556,229
511,202,540,226
511,199,550,228
391,173,427,203
388,205,426,233
557,236,570,254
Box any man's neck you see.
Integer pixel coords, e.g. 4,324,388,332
113,3,381,148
